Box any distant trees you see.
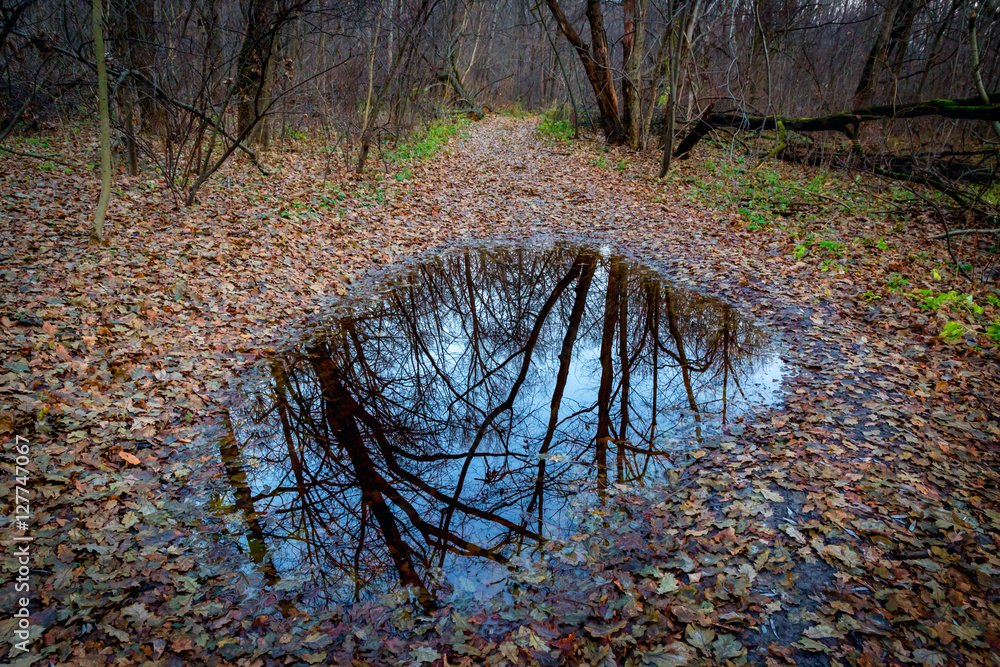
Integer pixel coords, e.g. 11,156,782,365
0,1,37,59
536,1,998,152
853,0,919,108
545,0,625,143
234,0,278,146
0,0,997,197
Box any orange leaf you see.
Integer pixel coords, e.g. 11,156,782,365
118,450,141,465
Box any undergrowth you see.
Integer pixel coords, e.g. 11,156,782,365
643,137,1000,347
537,104,575,143
385,116,471,166
537,117,574,143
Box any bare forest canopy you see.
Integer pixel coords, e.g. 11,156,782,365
1,0,1000,204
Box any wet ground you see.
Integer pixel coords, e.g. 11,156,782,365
4,116,998,665
212,244,784,610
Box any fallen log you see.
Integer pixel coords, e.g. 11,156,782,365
671,103,714,160
673,92,1000,159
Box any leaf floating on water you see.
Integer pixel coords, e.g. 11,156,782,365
408,646,441,665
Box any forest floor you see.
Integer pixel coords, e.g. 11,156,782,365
1,116,999,666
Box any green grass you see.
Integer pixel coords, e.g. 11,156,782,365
386,117,470,164
537,117,574,143
682,162,799,230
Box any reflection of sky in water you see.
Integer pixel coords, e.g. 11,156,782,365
215,245,785,610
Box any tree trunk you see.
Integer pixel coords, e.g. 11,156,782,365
656,0,701,175
623,0,647,149
202,0,223,99
357,0,432,173
235,0,276,145
854,1,901,107
545,0,625,143
218,420,277,586
124,88,137,176
915,0,962,99
533,2,580,137
112,0,151,168
664,291,702,443
308,347,435,610
672,95,1000,160
968,11,1000,142
658,93,676,177
528,252,596,533
121,0,154,127
622,0,635,140
885,0,918,96
585,0,623,143
616,262,629,482
91,0,111,244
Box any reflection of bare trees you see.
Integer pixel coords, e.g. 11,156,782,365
218,246,777,608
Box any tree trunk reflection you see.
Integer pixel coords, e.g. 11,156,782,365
218,245,778,607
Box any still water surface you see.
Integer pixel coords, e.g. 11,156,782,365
215,245,783,609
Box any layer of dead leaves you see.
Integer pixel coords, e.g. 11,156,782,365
0,116,998,666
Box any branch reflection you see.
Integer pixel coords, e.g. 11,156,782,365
216,245,781,608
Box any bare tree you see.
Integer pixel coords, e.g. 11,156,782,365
91,0,112,244
545,0,625,143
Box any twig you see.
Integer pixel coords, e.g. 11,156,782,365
0,55,54,146
854,187,913,209
909,188,975,283
780,180,854,209
0,145,78,168
0,90,36,146
870,165,973,207
753,120,786,170
929,228,1000,240
13,29,264,168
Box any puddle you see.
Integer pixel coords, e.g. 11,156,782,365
213,244,783,610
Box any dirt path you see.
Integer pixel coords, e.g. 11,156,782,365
1,117,998,665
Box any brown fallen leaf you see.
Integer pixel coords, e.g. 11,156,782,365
118,450,141,465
